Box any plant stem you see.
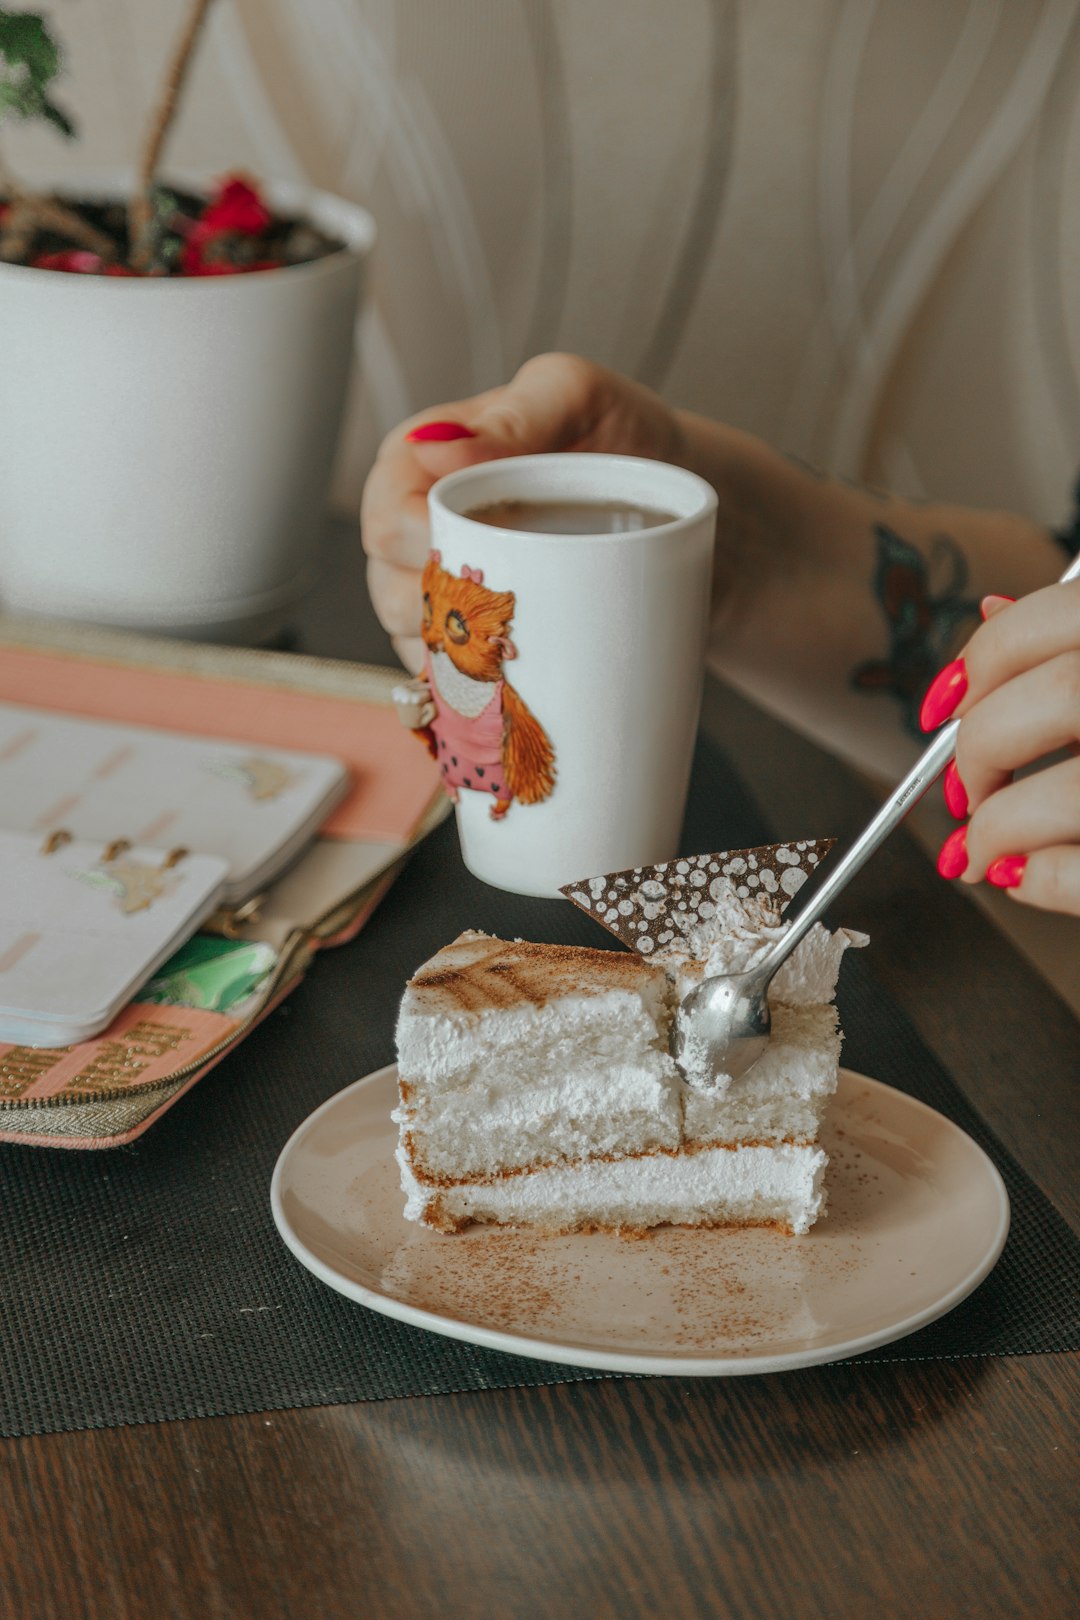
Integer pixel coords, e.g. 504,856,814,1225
128,0,217,268
0,152,116,260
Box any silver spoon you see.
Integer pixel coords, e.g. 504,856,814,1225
673,549,1080,1087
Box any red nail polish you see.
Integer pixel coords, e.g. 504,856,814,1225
406,420,478,443
980,594,1015,620
943,760,968,820
986,854,1027,889
937,825,968,879
919,657,968,732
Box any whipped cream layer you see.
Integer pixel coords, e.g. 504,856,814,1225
681,1004,840,1145
397,931,682,1181
656,887,866,1008
397,931,674,1091
395,1061,681,1183
652,885,864,1094
398,1140,828,1237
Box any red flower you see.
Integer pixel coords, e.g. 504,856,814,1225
32,249,106,273
178,175,278,276
201,175,272,237
32,250,144,276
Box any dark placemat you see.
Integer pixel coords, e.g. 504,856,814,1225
1,736,1078,1438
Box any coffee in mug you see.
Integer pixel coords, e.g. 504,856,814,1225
465,499,678,534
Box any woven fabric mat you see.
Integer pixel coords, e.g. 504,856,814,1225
2,736,1078,1438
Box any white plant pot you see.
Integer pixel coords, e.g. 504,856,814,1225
0,174,375,642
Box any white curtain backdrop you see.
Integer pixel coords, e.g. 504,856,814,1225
10,0,1080,525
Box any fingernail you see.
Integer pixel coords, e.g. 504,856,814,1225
980,594,1015,620
406,420,478,443
943,760,968,819
919,657,968,732
986,854,1027,889
937,825,968,879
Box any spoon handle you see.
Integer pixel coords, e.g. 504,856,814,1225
757,548,1080,977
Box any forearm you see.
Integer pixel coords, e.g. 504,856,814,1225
673,411,1064,780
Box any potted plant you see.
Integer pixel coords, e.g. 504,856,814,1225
0,2,375,642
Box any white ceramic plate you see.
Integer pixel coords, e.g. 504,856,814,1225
270,1066,1009,1377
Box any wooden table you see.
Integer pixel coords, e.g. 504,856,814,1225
2,523,1077,1620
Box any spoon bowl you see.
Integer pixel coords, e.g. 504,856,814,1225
672,964,774,1086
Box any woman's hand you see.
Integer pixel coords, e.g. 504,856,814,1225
362,350,1067,791
360,353,688,671
925,580,1080,915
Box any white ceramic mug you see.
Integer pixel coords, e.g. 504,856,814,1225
421,454,717,897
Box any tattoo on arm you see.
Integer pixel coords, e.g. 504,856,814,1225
851,524,979,735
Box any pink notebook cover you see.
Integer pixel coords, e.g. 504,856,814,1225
0,636,441,1147
0,644,436,845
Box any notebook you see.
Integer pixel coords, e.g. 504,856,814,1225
0,701,351,1046
0,616,445,1146
0,702,350,904
0,831,231,1046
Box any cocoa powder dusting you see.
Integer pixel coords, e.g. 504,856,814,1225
408,932,659,1014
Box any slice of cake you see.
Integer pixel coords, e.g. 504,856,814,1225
393,843,865,1236
395,932,682,1189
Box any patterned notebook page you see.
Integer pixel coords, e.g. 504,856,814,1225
0,702,349,903
0,830,229,1046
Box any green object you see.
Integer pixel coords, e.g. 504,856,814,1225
142,936,278,1013
0,11,75,138
146,186,183,267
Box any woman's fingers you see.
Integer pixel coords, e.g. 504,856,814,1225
358,354,684,655
366,558,425,637
955,649,1080,811
392,634,425,676
979,593,1015,621
360,473,432,569
410,354,609,461
963,754,1080,882
360,357,610,590
939,587,1080,915
998,845,1080,917
957,579,1080,711
360,384,510,571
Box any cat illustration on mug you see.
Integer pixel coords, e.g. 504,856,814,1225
398,551,556,820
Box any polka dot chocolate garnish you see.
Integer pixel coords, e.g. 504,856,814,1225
560,841,836,955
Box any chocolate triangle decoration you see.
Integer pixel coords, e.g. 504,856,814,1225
560,840,836,956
